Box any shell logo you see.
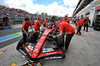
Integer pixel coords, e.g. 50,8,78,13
41,36,45,39
46,53,49,55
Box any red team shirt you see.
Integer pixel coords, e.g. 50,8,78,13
59,19,62,23
43,20,47,25
22,21,31,30
34,20,41,30
76,19,85,26
61,18,70,23
59,22,75,34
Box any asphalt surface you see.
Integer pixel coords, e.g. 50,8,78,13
0,25,34,49
0,24,100,66
0,28,22,37
0,36,22,49
0,26,22,49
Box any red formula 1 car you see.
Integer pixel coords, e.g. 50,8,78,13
16,25,65,66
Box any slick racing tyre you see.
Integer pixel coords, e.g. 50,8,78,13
57,35,64,47
16,38,24,50
27,31,39,43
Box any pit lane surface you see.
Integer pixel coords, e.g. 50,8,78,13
0,25,43,48
0,26,22,48
0,25,22,37
0,28,22,37
0,24,100,66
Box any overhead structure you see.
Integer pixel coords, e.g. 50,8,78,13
72,0,94,16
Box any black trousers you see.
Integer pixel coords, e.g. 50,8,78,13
83,24,88,32
43,24,45,27
22,30,28,43
65,33,75,50
77,26,82,34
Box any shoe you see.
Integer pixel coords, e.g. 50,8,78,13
65,48,69,53
75,33,78,35
78,34,81,35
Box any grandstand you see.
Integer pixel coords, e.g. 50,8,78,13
0,5,51,30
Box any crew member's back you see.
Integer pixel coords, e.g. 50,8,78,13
59,22,75,34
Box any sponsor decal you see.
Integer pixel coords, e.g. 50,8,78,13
36,45,41,47
41,36,45,39
19,49,26,55
45,56,62,59
34,49,38,51
34,50,39,52
47,52,56,55
43,32,48,35
43,48,54,53
25,47,30,51
39,40,44,42
37,43,42,45
34,49,39,52
46,53,48,55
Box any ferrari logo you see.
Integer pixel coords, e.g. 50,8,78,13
34,53,35,55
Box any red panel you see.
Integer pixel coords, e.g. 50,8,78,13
23,46,33,56
95,6,100,10
37,51,62,58
23,28,61,59
31,29,52,58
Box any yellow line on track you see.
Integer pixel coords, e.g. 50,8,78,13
0,52,3,54
11,63,16,66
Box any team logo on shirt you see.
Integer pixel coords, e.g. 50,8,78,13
35,21,37,25
26,25,27,27
35,21,37,23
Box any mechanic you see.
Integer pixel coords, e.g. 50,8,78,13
83,17,91,32
52,20,58,25
48,20,58,30
34,17,41,32
53,22,75,51
74,16,77,25
43,18,48,27
22,18,33,43
41,18,45,23
58,17,62,23
76,15,85,35
49,20,57,27
52,17,56,22
62,15,70,24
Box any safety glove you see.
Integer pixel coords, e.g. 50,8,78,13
26,33,29,36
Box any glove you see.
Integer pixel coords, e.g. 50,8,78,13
53,35,57,41
53,35,57,39
32,30,34,32
26,33,29,36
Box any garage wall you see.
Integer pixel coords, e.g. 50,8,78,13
89,7,96,25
